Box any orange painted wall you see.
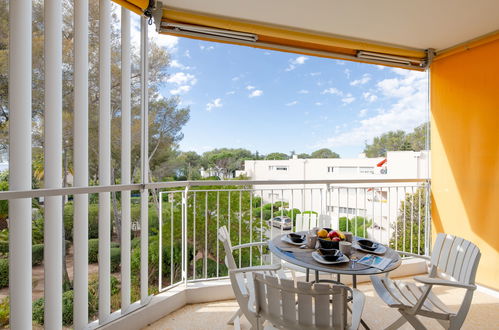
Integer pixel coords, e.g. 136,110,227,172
431,38,499,290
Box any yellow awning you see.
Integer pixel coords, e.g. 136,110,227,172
112,0,149,16
157,8,428,71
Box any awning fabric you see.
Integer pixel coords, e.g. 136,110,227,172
112,0,150,15
155,8,428,71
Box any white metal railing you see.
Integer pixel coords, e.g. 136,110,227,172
156,179,431,291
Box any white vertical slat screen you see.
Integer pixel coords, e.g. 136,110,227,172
121,7,132,312
44,0,63,327
73,0,89,328
140,16,150,302
8,0,33,328
99,0,112,323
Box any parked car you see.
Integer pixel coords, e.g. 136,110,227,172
268,216,292,230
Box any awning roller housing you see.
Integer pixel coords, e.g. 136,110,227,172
155,7,429,71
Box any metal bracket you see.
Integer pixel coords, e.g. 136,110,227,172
424,48,436,69
151,1,164,32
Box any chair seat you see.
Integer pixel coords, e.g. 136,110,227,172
371,276,453,321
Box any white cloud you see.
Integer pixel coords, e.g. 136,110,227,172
315,102,323,106
226,91,236,95
286,101,298,106
376,65,385,70
350,74,371,86
246,85,256,90
358,109,368,117
206,98,223,111
249,90,263,98
200,45,215,51
309,72,321,76
170,85,191,95
344,69,351,79
167,72,197,86
321,87,343,96
318,70,428,148
167,72,197,95
362,92,378,102
170,60,192,70
184,50,191,58
285,56,309,71
298,89,309,94
342,94,355,104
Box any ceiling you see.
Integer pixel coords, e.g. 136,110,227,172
159,0,499,52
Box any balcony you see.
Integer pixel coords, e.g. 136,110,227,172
3,0,499,329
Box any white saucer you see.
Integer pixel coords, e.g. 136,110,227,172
281,234,306,246
352,241,387,255
312,251,350,265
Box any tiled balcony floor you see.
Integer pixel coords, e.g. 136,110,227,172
143,276,499,330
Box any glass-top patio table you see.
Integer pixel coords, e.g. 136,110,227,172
268,232,402,288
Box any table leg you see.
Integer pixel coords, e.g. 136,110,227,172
306,268,309,282
352,274,357,288
337,274,341,282
315,270,319,283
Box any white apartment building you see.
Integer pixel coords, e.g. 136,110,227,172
242,151,430,244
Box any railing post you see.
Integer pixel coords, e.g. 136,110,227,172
73,0,89,327
8,0,32,327
121,6,132,312
182,186,190,284
44,0,63,327
140,15,150,303
98,0,111,323
424,181,432,256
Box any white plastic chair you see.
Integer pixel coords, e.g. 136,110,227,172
250,272,365,330
295,213,318,232
371,233,481,330
218,226,285,329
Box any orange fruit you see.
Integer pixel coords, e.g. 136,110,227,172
317,229,328,238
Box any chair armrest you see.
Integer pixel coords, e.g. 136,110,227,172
414,276,476,290
229,264,281,275
231,242,268,250
349,289,366,330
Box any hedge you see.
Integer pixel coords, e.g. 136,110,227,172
0,242,8,255
88,239,99,263
0,259,8,288
110,247,121,273
33,290,74,326
32,244,44,266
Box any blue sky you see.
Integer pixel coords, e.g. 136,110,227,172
140,18,429,159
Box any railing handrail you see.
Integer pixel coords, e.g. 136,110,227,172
0,178,430,200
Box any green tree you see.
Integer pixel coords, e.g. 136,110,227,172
407,122,429,151
297,153,310,159
363,123,429,157
264,152,289,160
176,151,202,180
310,148,340,158
202,148,252,179
390,186,428,255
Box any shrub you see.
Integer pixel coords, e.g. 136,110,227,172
110,247,121,273
32,244,44,266
62,290,74,326
88,239,99,263
131,237,141,249
110,242,120,248
65,240,72,253
0,297,9,327
64,203,110,241
0,241,8,255
32,297,44,325
0,259,7,288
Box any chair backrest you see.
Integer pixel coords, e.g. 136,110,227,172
430,233,481,285
296,213,318,232
217,225,237,270
318,214,332,228
253,273,350,330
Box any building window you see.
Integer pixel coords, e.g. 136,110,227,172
359,166,374,174
327,166,335,173
269,165,288,171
